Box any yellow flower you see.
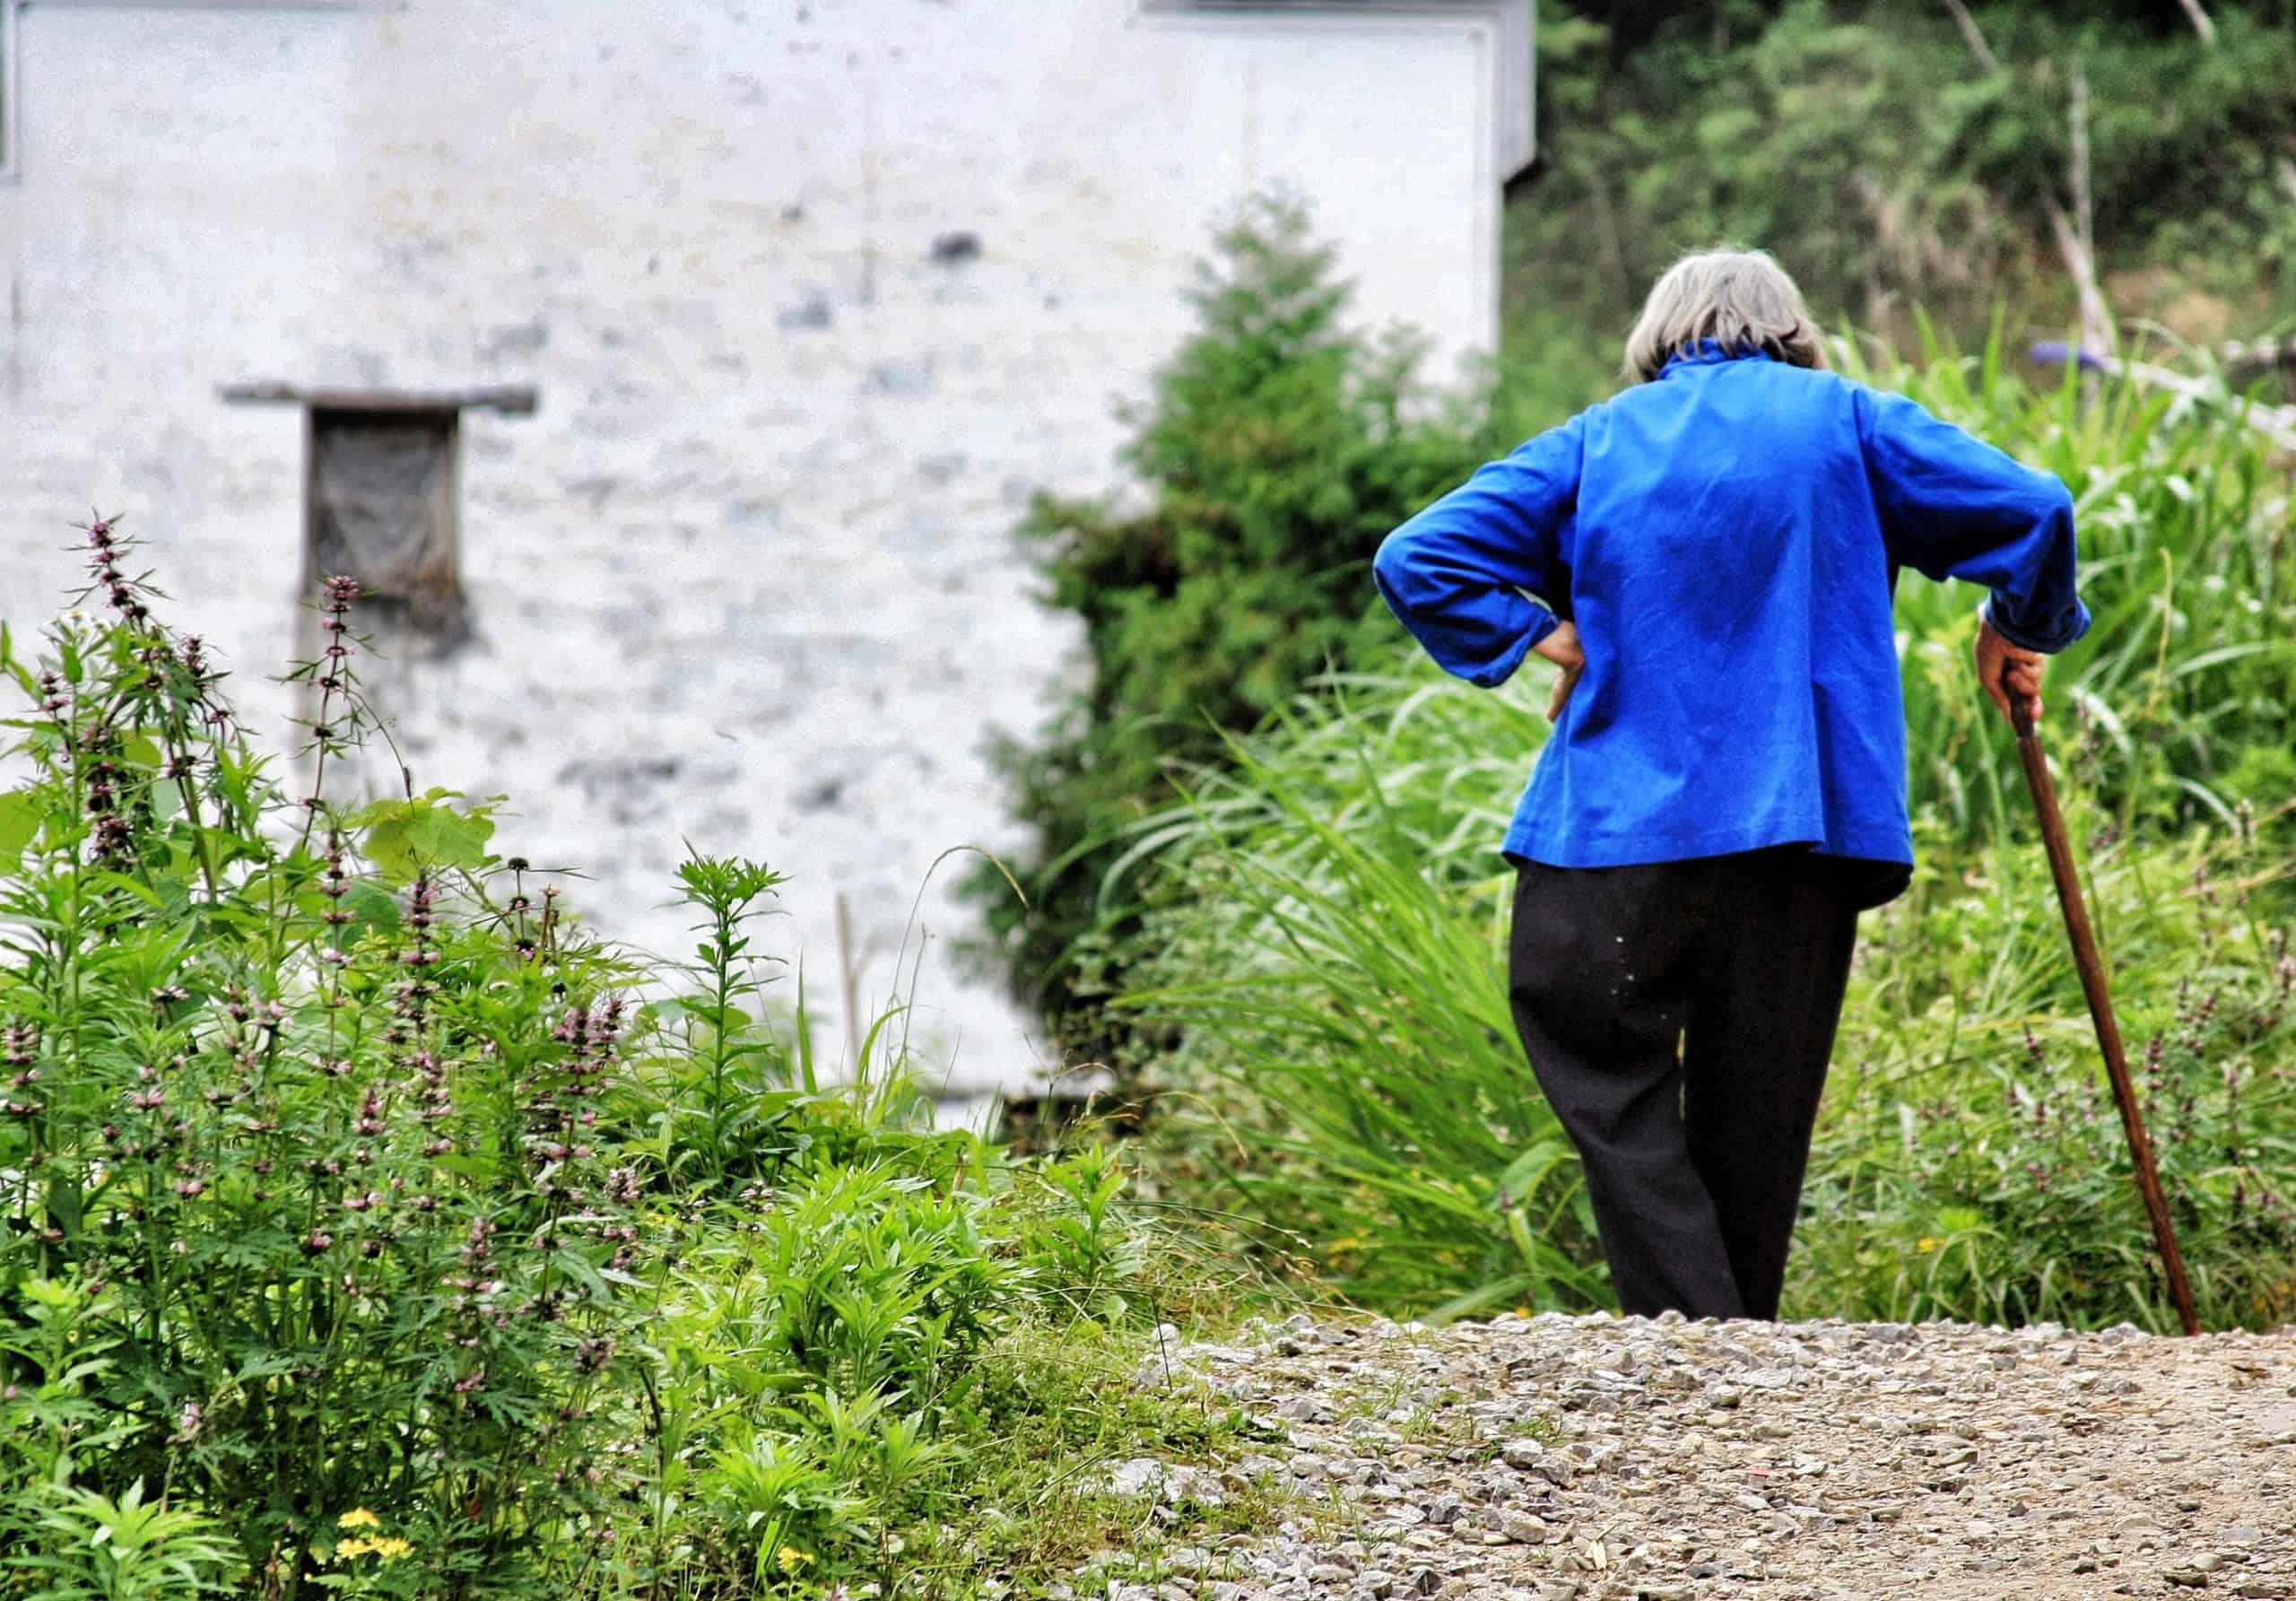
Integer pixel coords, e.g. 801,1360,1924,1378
1917,1237,1944,1255
777,1546,813,1573
336,1538,374,1560
370,1536,413,1562
337,1509,381,1530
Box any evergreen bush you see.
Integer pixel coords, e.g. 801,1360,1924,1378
962,194,1502,1080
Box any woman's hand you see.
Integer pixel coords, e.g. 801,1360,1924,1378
1534,621,1584,723
1974,617,2046,726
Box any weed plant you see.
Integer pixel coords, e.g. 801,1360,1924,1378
1801,797,2296,1330
0,526,651,1597
0,524,1276,1601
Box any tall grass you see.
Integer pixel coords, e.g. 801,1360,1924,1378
1114,673,1602,1319
1800,800,2296,1332
1111,667,1596,1318
1848,323,2296,841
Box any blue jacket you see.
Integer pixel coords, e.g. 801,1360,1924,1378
1371,344,2090,875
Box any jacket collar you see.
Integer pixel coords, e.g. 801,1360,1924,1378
1657,340,1777,378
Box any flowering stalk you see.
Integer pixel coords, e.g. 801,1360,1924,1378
158,632,224,901
295,576,364,862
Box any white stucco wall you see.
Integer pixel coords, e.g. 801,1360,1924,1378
0,0,1526,1112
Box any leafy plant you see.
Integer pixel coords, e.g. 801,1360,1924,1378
1024,1144,1149,1324
0,526,655,1597
961,192,1507,1080
635,855,812,1190
0,1276,241,1600
9,1478,243,1601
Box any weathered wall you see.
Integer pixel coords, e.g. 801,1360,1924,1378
0,0,1525,1112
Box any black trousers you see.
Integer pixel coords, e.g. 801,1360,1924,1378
1506,847,1880,1321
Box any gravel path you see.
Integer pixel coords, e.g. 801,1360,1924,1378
1082,1310,2296,1601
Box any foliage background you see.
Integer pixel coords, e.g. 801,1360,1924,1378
1507,0,2296,420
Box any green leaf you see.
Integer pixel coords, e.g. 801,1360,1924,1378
352,790,498,883
0,789,43,869
342,882,403,940
120,728,165,772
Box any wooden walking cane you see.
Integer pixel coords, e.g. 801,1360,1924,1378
2008,690,2203,1336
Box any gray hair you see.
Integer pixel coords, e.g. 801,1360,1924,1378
1621,248,1828,384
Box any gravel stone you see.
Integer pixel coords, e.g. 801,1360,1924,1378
1499,1510,1550,1544
1090,1311,2296,1598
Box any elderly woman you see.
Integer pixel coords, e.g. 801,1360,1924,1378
1371,248,2089,1322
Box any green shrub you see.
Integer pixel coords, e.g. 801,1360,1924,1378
644,1147,1155,1587
961,193,1504,1076
0,529,652,1597
2,1275,245,1599
0,522,1252,1601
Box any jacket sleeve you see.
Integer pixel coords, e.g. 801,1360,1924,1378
1857,387,2091,653
1370,414,1580,688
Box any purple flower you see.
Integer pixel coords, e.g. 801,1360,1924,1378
171,1401,204,1442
